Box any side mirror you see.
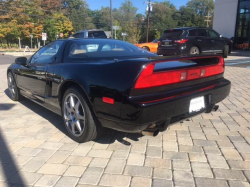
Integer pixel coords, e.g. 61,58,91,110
220,35,223,38
15,57,27,65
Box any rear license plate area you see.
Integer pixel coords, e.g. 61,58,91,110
189,96,205,113
162,40,172,46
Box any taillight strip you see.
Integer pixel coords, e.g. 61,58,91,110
134,57,224,89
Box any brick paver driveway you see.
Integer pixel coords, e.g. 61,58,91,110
0,61,250,187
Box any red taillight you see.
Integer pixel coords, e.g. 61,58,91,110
134,57,224,89
103,97,114,104
174,39,188,44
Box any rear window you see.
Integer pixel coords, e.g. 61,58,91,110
160,30,183,40
88,31,107,38
65,40,155,62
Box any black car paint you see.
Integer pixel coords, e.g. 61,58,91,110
157,28,232,56
8,39,231,133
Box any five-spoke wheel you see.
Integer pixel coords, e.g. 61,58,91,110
64,93,85,137
7,72,21,101
62,87,101,143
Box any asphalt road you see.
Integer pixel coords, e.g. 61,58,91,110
0,55,17,65
1,54,250,69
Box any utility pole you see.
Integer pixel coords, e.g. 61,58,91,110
144,1,154,43
110,0,113,39
204,12,212,27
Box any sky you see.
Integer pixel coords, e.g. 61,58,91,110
87,0,189,14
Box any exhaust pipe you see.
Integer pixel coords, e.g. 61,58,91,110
141,129,160,137
213,105,219,112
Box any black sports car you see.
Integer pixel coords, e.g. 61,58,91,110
7,39,231,143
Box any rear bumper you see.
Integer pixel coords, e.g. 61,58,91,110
157,47,189,56
99,78,231,133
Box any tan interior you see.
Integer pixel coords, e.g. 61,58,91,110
73,49,87,54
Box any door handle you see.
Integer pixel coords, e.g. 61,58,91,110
211,40,215,42
198,39,202,42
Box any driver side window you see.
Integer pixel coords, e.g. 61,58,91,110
30,41,63,64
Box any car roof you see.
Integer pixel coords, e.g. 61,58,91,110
75,29,105,33
57,38,123,42
165,27,210,31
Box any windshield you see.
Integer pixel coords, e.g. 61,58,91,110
65,39,156,62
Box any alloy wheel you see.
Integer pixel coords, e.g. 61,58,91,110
63,93,85,137
8,74,15,98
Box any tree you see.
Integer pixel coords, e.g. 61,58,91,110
62,0,95,32
43,13,73,41
92,7,111,31
187,0,214,17
175,6,200,27
145,1,178,41
186,0,215,27
116,0,141,43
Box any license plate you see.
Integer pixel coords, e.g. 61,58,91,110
189,96,205,113
165,42,169,45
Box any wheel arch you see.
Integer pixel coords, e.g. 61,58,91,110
7,68,13,76
58,80,97,117
142,46,150,51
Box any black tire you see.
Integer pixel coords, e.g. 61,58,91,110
62,86,102,143
190,46,200,55
7,72,22,101
142,46,150,51
223,45,229,58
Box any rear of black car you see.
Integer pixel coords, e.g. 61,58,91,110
157,29,190,56
100,55,231,133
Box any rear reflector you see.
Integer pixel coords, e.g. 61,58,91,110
103,97,114,104
174,39,188,44
134,57,224,89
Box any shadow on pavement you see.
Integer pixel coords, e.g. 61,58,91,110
4,89,141,146
0,131,26,186
0,104,15,111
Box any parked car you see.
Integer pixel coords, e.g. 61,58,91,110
73,29,107,38
134,39,158,53
157,27,232,58
7,38,231,143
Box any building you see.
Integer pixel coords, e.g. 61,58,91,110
213,0,250,49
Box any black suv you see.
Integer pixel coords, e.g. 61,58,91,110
73,29,108,39
157,27,232,58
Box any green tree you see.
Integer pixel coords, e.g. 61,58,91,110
62,0,95,32
116,0,140,43
187,0,214,17
186,0,215,27
93,7,111,31
143,1,178,42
